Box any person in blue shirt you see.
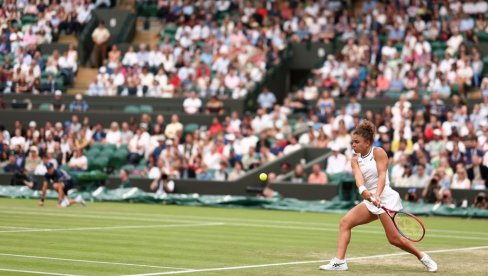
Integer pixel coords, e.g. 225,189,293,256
40,163,85,207
69,94,89,112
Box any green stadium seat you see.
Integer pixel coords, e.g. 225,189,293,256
104,144,117,152
121,164,135,173
21,15,37,25
138,158,147,166
135,164,146,172
476,32,488,42
109,150,128,169
139,104,153,113
385,90,402,100
38,103,51,111
124,105,140,113
184,123,199,134
88,156,109,171
119,144,128,151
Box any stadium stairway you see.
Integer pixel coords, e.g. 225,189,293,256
67,68,98,96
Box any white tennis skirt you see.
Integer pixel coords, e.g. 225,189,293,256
362,188,403,215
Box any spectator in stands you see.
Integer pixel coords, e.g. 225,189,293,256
283,135,301,155
105,122,121,145
24,146,41,174
91,123,106,143
92,20,110,68
451,163,471,189
308,163,328,185
183,91,202,114
120,122,134,144
473,192,488,209
205,95,225,115
228,160,245,181
411,163,430,189
50,90,65,112
118,169,131,188
290,163,306,184
325,143,347,175
69,94,89,112
127,123,150,164
214,161,228,181
150,173,175,196
196,164,213,181
467,155,488,190
67,148,88,171
164,115,183,140
3,154,20,173
40,74,57,94
257,86,276,112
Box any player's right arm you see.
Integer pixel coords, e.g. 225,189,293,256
351,155,373,202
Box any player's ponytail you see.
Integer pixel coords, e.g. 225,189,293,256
353,120,375,144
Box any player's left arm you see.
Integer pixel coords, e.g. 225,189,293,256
374,147,389,205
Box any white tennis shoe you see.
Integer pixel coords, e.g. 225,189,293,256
75,195,86,207
319,258,348,271
420,253,438,272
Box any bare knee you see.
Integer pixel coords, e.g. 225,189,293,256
339,217,352,231
387,235,404,248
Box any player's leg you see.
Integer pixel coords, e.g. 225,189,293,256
320,203,377,271
40,181,48,207
378,213,437,272
64,181,85,207
378,213,422,258
53,182,66,207
336,203,378,259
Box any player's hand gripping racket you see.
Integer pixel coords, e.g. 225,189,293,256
371,196,426,242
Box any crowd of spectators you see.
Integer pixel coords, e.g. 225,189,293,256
0,0,87,93
282,0,488,101
88,0,320,98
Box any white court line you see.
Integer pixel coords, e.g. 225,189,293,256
1,209,487,241
0,222,224,233
0,253,191,271
0,225,35,229
3,207,488,237
0,268,81,276
123,245,488,276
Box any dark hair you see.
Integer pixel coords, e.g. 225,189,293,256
353,120,375,144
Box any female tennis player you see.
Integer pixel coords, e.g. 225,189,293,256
320,120,437,272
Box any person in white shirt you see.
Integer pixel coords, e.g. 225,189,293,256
446,30,463,56
105,121,121,145
9,129,26,150
147,158,164,180
128,123,150,164
150,173,175,196
183,91,202,114
321,120,437,272
122,46,138,67
139,66,154,95
283,135,302,155
68,148,88,171
326,143,348,175
91,21,110,68
164,115,183,140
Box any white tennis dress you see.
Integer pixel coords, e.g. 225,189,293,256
356,146,403,215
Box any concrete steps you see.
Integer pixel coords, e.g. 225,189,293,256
68,67,98,95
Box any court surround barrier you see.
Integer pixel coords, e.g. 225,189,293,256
1,185,487,218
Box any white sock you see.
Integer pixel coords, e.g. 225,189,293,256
60,197,70,207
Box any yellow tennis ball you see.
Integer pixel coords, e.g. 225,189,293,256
259,173,268,181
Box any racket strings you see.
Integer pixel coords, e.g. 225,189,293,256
394,213,424,241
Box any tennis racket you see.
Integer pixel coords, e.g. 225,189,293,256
381,205,426,242
370,196,426,242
